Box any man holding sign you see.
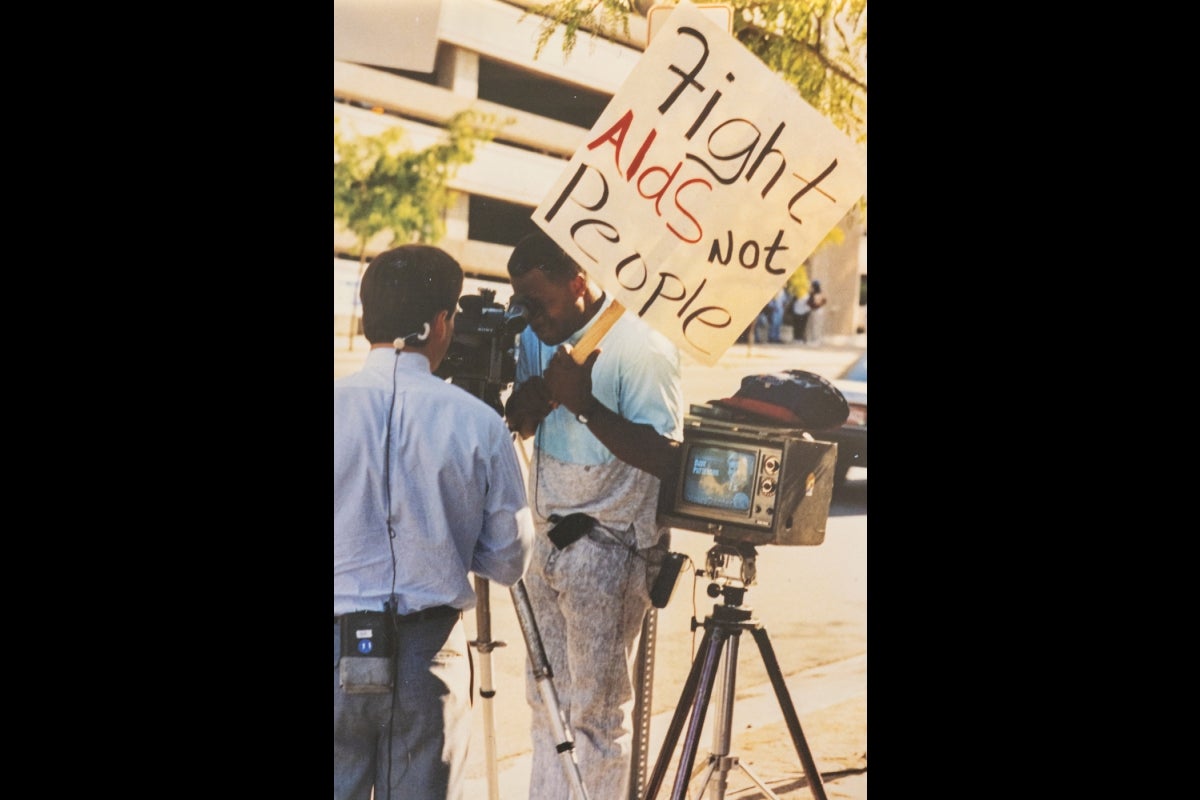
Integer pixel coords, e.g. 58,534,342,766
504,229,683,800
505,2,864,795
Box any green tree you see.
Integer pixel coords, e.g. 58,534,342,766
786,263,811,299
333,109,506,350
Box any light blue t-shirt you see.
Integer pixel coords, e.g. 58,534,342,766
514,294,684,548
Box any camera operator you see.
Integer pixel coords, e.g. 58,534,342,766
503,229,684,800
334,245,535,800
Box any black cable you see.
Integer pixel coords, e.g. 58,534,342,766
528,338,548,523
382,352,401,800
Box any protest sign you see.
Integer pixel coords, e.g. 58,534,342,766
533,0,866,366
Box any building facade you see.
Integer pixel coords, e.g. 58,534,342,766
334,0,865,340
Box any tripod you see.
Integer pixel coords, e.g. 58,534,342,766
644,542,828,800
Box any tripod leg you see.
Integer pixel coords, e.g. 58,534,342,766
691,758,718,799
669,628,727,800
726,762,782,800
694,754,785,800
691,628,781,800
705,631,742,800
644,624,716,799
750,627,829,800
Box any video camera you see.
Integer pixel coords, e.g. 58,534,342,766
434,287,527,416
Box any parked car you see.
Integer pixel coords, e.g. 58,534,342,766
827,351,866,484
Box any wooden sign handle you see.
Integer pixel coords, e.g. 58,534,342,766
570,299,625,363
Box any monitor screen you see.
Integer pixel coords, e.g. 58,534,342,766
659,414,836,546
681,444,758,515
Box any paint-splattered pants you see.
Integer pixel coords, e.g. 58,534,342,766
523,521,662,800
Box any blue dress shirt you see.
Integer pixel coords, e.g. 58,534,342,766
334,349,534,616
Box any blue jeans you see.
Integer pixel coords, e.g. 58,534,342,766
767,305,784,342
334,613,470,800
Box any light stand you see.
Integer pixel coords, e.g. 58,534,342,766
450,368,591,800
643,541,829,800
471,564,591,800
457,371,510,800
469,576,503,800
511,578,591,800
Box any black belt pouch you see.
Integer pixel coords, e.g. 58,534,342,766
338,611,394,694
548,512,595,550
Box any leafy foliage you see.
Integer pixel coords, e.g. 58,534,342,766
333,109,505,255
332,109,507,348
526,0,634,60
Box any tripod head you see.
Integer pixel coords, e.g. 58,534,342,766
702,538,759,607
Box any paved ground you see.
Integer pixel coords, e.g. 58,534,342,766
335,331,868,799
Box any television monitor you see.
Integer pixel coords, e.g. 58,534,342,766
658,410,838,547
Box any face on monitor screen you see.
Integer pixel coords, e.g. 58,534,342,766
682,445,756,512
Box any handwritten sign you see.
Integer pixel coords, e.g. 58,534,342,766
533,0,865,366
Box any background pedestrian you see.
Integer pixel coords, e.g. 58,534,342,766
806,279,828,346
791,286,811,343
